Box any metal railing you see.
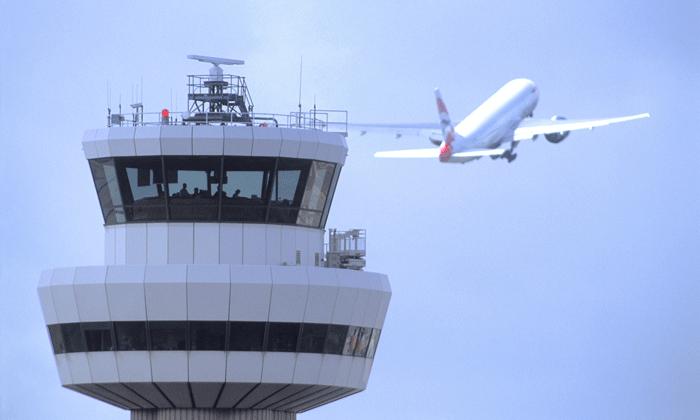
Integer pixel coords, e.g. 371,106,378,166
107,109,347,134
325,229,366,270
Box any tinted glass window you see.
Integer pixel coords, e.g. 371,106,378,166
190,321,226,351
266,322,300,352
319,166,341,229
366,328,381,359
119,157,166,222
299,323,328,353
300,161,335,212
48,324,65,354
324,324,349,355
354,327,372,357
150,321,188,350
114,321,148,351
229,321,266,351
342,326,360,356
90,156,339,227
165,157,220,221
83,322,113,352
221,157,274,222
296,210,322,227
90,158,125,224
61,323,86,353
45,321,381,358
268,159,310,224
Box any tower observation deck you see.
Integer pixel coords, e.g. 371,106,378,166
37,56,391,420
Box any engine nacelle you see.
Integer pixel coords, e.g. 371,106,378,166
544,116,570,144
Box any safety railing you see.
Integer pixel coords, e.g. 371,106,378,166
325,229,366,270
107,109,347,135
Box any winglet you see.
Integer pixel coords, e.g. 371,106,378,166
435,88,455,162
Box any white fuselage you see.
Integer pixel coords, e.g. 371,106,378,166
442,79,539,163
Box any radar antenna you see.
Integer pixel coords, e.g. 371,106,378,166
184,55,253,124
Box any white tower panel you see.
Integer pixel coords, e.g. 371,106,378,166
168,223,194,264
331,270,360,325
87,352,119,383
73,266,109,322
38,269,58,325
161,125,193,155
226,352,263,382
134,126,162,156
229,265,272,321
297,129,319,160
243,225,266,265
189,352,227,382
151,352,188,381
116,352,152,382
194,223,220,264
187,265,231,320
304,267,339,324
269,266,308,322
55,354,73,384
146,224,169,264
251,126,282,157
104,226,116,265
107,126,136,156
51,267,79,323
219,224,243,264
192,125,224,155
279,128,302,158
115,225,126,265
266,225,282,265
94,128,111,158
66,353,92,384
292,353,323,384
126,224,148,264
82,130,99,159
262,353,296,383
223,126,254,155
144,264,187,320
106,265,146,320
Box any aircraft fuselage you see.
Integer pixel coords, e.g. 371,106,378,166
441,78,539,163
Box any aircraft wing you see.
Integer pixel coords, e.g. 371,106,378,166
348,123,439,130
348,123,439,139
374,148,506,158
513,113,649,141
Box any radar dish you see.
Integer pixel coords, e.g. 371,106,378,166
187,55,244,66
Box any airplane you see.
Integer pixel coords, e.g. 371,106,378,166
372,79,649,163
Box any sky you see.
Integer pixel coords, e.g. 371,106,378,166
1,1,698,419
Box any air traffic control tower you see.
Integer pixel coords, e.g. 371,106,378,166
37,56,391,420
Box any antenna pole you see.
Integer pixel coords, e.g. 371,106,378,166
298,56,303,127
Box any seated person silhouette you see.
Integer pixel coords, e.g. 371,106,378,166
179,183,189,198
232,189,241,198
213,185,227,199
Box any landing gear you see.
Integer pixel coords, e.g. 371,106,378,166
501,149,517,163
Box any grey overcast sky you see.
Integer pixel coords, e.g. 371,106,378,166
1,1,698,419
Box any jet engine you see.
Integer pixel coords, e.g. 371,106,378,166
544,116,570,143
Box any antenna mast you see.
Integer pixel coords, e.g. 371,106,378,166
298,56,303,127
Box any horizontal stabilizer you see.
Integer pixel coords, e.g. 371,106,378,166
453,148,506,158
374,148,441,158
374,147,507,159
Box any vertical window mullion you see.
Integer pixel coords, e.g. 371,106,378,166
161,156,170,221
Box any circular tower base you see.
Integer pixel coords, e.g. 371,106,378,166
132,409,295,420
